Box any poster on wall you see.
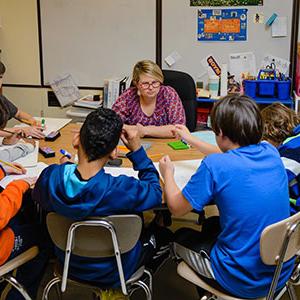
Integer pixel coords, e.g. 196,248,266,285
198,9,248,41
191,0,263,6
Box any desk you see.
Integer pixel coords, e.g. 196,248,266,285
39,123,205,166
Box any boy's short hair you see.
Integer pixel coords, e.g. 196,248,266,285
80,108,123,162
261,102,300,145
211,94,263,146
0,62,6,75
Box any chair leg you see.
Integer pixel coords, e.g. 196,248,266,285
42,277,61,300
286,283,297,300
144,269,153,293
131,280,152,300
2,275,32,300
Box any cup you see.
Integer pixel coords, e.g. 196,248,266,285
208,76,220,98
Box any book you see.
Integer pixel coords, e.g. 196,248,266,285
73,95,103,109
103,76,131,108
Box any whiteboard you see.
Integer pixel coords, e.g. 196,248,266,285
40,0,156,87
162,0,293,82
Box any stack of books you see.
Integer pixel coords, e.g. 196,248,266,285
103,76,131,108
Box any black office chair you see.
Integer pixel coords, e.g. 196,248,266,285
162,70,197,132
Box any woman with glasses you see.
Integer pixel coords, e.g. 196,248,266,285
112,60,186,138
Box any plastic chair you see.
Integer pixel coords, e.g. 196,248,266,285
42,213,152,300
177,211,300,300
162,70,197,132
0,246,39,300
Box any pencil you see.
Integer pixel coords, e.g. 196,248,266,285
20,119,37,126
148,153,164,159
0,159,23,172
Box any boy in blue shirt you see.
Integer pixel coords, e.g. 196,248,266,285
32,108,172,288
261,102,300,214
159,95,294,298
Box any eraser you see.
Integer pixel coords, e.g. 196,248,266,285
266,13,278,26
45,131,61,141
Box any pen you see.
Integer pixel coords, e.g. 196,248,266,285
181,139,189,146
60,149,72,159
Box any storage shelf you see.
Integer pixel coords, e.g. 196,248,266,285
197,96,294,108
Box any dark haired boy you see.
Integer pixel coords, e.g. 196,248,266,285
32,108,171,287
159,95,294,298
0,61,44,143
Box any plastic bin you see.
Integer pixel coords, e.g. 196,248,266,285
257,80,276,96
243,80,256,97
277,80,291,100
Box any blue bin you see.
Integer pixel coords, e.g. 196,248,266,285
257,80,276,96
244,80,257,98
277,80,291,100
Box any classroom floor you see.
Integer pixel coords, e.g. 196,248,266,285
36,209,300,299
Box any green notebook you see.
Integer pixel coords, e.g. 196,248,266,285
167,140,189,150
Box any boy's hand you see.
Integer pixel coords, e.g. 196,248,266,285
159,155,174,179
173,124,192,142
2,130,23,145
3,162,26,175
21,176,37,188
121,125,141,152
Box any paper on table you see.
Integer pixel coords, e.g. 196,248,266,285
15,117,72,136
105,159,202,191
191,131,217,146
0,161,48,188
0,141,39,168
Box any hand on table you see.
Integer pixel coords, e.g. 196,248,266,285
172,124,192,143
21,176,37,188
2,130,24,145
22,126,45,139
121,125,141,152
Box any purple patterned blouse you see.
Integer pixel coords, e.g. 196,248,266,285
112,86,186,126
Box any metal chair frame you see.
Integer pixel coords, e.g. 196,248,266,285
43,215,152,300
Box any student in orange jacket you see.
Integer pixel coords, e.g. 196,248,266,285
0,117,46,299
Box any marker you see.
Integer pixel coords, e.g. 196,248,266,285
60,149,72,159
41,118,46,130
181,139,189,146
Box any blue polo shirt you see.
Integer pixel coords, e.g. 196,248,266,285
183,142,294,298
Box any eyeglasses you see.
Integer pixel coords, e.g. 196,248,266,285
139,81,161,90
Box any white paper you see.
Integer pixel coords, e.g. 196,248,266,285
49,74,81,107
261,54,290,76
0,162,48,189
229,52,257,83
165,51,182,67
272,17,288,37
15,117,72,136
220,64,228,97
0,141,39,168
105,159,202,191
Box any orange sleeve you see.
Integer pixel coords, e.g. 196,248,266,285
0,167,5,180
0,180,29,230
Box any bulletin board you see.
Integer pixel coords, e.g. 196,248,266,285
198,8,248,41
162,0,293,83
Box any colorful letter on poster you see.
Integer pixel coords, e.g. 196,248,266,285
198,9,248,41
191,0,262,6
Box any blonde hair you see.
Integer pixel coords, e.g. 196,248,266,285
261,102,300,146
132,60,164,86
